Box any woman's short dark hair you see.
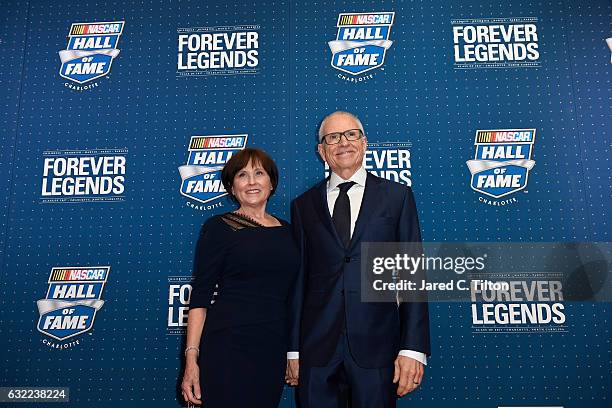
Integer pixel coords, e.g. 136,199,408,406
221,148,279,203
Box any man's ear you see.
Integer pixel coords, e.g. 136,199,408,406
317,143,326,162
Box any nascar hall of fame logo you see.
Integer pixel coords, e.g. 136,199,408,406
177,25,260,77
37,266,109,349
329,12,394,82
324,141,412,186
178,135,248,211
59,21,124,91
466,129,536,206
451,17,540,69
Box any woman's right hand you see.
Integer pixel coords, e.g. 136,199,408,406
181,359,202,405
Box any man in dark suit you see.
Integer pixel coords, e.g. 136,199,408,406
286,111,430,408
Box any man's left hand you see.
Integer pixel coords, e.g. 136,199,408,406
393,355,424,397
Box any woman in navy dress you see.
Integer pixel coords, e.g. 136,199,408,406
180,148,298,408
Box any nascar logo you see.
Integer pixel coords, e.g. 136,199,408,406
178,135,248,204
37,266,109,341
59,21,124,84
329,12,394,75
466,129,536,198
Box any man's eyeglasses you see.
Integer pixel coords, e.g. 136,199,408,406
320,129,364,145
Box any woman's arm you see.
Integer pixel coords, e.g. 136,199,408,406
181,307,207,405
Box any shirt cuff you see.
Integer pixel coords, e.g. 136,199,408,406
287,351,299,359
398,350,427,365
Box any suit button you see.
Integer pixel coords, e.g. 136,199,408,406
344,256,351,263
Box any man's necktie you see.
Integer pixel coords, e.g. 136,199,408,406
332,181,356,247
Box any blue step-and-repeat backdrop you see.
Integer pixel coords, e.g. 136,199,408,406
1,0,610,407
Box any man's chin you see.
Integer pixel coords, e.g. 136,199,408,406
334,156,358,166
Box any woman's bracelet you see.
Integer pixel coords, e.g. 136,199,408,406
184,346,199,357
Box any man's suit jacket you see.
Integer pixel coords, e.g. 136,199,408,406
290,172,430,368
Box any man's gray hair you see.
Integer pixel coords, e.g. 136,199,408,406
318,111,365,142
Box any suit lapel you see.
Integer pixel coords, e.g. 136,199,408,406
350,173,382,249
314,178,344,248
